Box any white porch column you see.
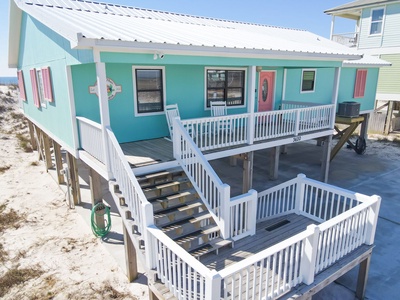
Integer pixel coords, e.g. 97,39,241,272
247,66,256,145
331,67,341,127
94,50,113,179
330,15,336,40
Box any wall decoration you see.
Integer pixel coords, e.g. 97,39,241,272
89,78,122,100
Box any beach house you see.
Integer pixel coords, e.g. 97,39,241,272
9,0,383,299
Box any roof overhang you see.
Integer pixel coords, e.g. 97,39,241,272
343,55,391,67
79,38,363,62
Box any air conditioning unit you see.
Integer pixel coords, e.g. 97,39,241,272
338,101,360,117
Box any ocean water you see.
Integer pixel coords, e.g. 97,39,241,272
0,77,18,85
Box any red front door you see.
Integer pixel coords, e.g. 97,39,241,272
258,71,275,112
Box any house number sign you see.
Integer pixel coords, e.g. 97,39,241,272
89,78,122,100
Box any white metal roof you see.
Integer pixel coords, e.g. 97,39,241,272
343,54,391,67
10,0,364,62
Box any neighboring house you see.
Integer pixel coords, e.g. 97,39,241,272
9,1,382,299
325,0,400,133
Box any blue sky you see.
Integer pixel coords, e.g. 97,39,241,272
1,0,354,76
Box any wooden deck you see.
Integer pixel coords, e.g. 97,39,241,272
120,138,174,168
201,213,317,271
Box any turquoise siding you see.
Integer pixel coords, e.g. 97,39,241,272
338,68,379,112
18,13,93,151
284,68,335,104
358,3,400,49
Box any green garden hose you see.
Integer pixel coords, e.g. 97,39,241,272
91,202,111,237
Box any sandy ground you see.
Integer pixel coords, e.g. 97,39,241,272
0,85,147,300
1,84,400,299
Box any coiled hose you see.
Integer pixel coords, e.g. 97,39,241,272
91,202,111,237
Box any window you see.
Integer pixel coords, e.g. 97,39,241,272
17,70,26,101
370,8,384,35
134,68,164,114
354,69,367,98
301,70,316,92
30,67,53,108
206,69,245,107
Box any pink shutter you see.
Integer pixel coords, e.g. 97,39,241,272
17,70,26,101
354,69,367,98
30,68,40,108
42,67,53,102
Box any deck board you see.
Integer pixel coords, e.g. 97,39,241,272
201,214,317,271
120,138,174,167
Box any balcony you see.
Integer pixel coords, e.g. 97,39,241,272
332,32,358,48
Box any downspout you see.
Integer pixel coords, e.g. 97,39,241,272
93,48,113,180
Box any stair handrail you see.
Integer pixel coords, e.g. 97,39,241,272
172,117,231,239
105,127,155,267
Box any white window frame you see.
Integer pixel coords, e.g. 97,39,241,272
300,69,317,93
204,67,247,110
36,69,47,108
369,7,385,36
132,66,166,117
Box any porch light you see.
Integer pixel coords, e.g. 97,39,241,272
256,66,263,72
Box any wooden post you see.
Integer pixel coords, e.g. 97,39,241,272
384,100,394,135
321,135,332,183
89,168,105,228
27,120,37,150
269,146,280,180
42,132,53,171
242,152,254,193
123,223,138,282
229,156,237,167
360,113,370,141
66,152,81,205
53,141,65,184
356,255,371,300
35,126,44,161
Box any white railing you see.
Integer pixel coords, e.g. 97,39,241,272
76,116,105,163
281,100,321,110
300,177,370,222
332,32,358,47
173,117,231,238
106,127,153,236
256,176,298,221
148,226,220,300
219,226,315,300
314,197,380,273
229,190,257,241
182,114,249,151
180,104,334,152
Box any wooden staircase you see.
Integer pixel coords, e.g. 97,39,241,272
137,168,232,259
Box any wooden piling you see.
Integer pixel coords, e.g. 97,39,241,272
27,120,37,150
53,141,65,184
123,223,138,282
89,168,105,228
269,146,280,180
66,152,81,205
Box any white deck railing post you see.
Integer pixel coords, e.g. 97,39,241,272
294,109,301,136
295,174,306,214
301,224,320,285
247,113,255,145
206,270,222,299
172,117,181,159
365,195,381,245
143,202,156,269
248,189,258,236
222,184,231,239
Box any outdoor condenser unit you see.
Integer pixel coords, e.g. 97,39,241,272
337,101,360,117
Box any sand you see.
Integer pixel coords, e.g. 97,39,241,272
0,85,147,300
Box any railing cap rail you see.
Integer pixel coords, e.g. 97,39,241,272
76,116,102,130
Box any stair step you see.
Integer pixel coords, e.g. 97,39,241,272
148,188,199,211
189,238,233,259
142,179,192,198
161,210,212,230
174,225,220,251
137,168,185,187
153,199,204,215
